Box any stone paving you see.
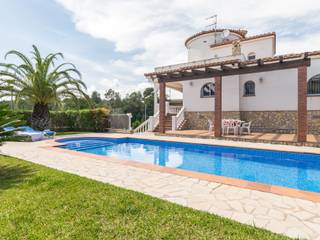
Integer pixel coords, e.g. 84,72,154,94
1,133,320,239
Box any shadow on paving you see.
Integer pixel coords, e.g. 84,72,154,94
0,164,35,191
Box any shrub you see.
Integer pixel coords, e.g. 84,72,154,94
132,120,141,129
18,108,110,132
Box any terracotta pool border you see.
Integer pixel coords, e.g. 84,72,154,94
43,137,320,203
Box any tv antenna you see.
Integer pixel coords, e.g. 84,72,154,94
205,14,217,31
206,14,218,43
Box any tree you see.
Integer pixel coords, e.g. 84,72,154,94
122,92,144,122
104,89,122,112
61,97,90,110
143,87,154,118
0,45,88,130
91,91,102,106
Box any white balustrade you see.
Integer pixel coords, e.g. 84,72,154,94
172,106,185,131
133,111,159,134
168,106,182,115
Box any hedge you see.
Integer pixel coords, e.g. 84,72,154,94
19,108,110,132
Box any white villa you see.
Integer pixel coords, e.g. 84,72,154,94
138,28,320,142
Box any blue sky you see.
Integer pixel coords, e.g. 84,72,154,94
1,0,320,96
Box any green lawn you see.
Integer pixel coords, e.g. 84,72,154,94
0,155,291,240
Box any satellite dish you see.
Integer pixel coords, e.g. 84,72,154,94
223,29,230,38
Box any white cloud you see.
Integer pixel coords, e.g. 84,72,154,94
56,0,320,95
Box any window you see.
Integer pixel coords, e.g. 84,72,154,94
308,74,320,95
244,81,255,96
201,82,215,98
248,52,256,60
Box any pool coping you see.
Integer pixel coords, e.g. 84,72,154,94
43,135,320,203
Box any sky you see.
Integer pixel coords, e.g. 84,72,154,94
1,0,320,97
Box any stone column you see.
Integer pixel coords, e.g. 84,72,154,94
297,66,307,142
214,76,222,137
159,82,166,133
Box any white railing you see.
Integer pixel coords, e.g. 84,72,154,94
148,111,159,131
168,105,182,115
133,111,159,134
172,106,185,131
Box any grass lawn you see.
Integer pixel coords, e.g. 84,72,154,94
0,155,290,240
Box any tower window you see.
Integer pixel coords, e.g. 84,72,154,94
248,52,256,60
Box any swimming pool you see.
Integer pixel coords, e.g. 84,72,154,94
57,137,320,193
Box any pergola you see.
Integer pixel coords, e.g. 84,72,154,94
145,51,320,142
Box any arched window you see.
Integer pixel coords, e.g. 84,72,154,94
201,82,215,98
247,52,256,60
308,74,320,95
244,81,255,96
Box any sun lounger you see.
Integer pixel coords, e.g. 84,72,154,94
17,126,56,141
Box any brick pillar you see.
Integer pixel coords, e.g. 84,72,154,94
159,81,166,133
297,66,307,142
214,76,222,137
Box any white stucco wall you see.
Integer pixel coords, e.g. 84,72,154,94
187,33,240,61
307,58,320,110
240,38,274,59
187,33,275,62
182,76,240,112
181,58,320,112
239,58,320,111
239,69,298,111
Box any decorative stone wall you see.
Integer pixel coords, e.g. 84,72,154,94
308,111,320,134
185,111,240,130
240,111,297,133
185,111,320,134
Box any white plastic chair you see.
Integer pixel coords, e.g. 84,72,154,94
227,119,239,135
208,119,214,133
222,119,230,135
240,121,252,135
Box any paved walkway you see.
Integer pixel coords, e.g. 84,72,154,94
1,133,320,239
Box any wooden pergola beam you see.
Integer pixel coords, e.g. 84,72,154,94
191,69,205,75
158,58,311,83
205,67,222,74
221,65,234,71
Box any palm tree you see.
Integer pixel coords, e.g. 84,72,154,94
0,45,88,130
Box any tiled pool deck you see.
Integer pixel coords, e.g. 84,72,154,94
2,133,320,239
165,130,320,147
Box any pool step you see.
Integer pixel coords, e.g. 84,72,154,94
62,141,115,151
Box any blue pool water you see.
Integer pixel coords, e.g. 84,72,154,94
57,137,320,193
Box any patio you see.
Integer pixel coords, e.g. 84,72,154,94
164,130,320,147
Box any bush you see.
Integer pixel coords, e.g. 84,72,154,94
18,108,110,132
132,120,141,129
